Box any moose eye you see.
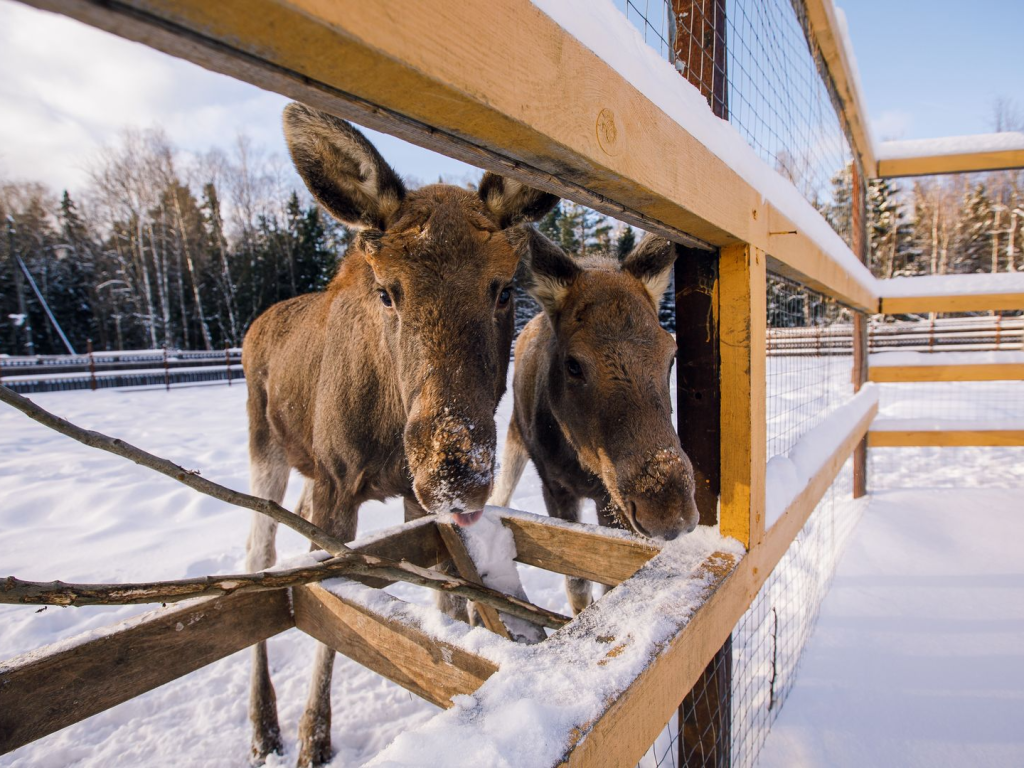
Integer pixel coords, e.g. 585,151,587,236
565,356,583,378
497,286,512,307
378,289,393,308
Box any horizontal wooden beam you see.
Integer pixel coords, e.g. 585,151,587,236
0,590,293,756
497,510,658,587
869,362,1024,383
293,583,498,709
882,293,1024,315
869,429,1024,447
877,149,1024,178
19,0,877,311
802,0,877,177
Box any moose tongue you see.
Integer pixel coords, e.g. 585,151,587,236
452,509,483,527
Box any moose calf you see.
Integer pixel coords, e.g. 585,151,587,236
489,231,699,615
243,103,558,766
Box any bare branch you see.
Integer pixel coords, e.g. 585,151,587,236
0,386,348,555
0,560,570,629
0,386,569,630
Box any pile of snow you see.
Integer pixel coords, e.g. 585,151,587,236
878,131,1024,160
870,350,1024,367
879,271,1024,298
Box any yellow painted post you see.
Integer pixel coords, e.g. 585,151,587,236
719,243,767,549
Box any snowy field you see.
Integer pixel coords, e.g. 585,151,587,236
1,365,1022,767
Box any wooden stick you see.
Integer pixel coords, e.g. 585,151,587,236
0,386,570,629
437,522,512,639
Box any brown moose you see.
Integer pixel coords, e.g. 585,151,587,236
242,103,557,766
489,230,699,615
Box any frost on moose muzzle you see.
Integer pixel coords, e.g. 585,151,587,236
405,408,496,526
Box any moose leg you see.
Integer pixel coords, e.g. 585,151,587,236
540,481,591,615
245,449,290,763
593,494,619,600
488,418,529,508
297,478,357,768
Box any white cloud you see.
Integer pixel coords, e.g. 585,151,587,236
0,0,475,193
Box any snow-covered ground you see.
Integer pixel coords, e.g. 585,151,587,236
756,485,1024,768
2,362,1022,767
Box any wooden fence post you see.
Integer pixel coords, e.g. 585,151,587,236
851,160,869,498
87,338,96,391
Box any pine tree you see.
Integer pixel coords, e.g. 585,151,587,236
615,225,636,260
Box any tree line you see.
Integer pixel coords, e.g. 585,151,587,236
2,129,349,356
3,125,1022,356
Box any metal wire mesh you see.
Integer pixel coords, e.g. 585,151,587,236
612,0,856,247
766,274,855,458
639,462,861,768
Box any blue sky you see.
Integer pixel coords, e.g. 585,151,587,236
0,0,1020,192
842,0,1024,140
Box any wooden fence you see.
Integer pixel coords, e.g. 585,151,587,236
3,0,1024,766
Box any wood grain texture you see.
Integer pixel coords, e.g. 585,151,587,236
869,429,1024,447
437,522,512,639
293,584,498,709
19,0,876,310
881,293,1024,314
498,513,658,587
877,149,1024,179
674,246,722,527
869,363,1024,383
0,590,293,756
718,243,767,548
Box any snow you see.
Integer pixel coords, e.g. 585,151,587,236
871,417,1024,432
877,131,1024,160
755,486,1024,768
879,271,1024,297
831,6,876,160
765,385,877,528
529,0,878,301
869,350,1024,367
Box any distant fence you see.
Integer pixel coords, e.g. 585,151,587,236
0,348,243,394
767,315,1023,358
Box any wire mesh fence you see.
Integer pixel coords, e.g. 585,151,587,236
766,274,855,458
638,462,861,768
612,0,857,248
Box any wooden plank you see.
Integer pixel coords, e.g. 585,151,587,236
802,0,877,177
869,362,1024,383
350,516,448,588
497,511,658,587
851,159,869,499
436,522,512,639
0,590,293,756
674,246,722,526
869,429,1024,447
292,583,498,709
718,243,767,548
882,293,1024,315
878,149,1024,179
19,0,878,311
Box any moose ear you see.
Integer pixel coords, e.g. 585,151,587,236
621,234,676,306
478,173,559,228
283,102,406,230
512,227,581,315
